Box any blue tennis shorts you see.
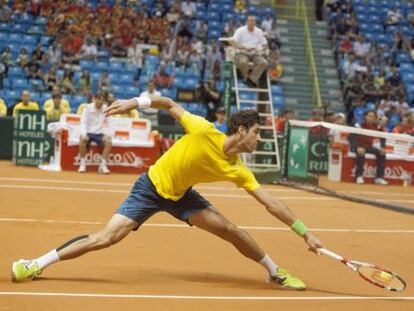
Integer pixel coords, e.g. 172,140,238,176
116,173,211,227
87,133,104,146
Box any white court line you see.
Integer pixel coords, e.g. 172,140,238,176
0,184,334,200
0,177,298,192
0,291,412,301
1,217,413,233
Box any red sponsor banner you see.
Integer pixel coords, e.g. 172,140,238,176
59,130,160,174
132,120,147,129
341,156,414,185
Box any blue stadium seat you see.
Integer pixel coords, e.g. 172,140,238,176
8,66,25,78
0,23,10,32
40,36,52,46
96,61,109,71
71,95,88,107
20,13,34,24
80,60,95,70
11,24,27,33
207,11,220,21
3,78,13,90
118,73,134,84
28,25,45,35
271,85,283,95
22,35,38,45
8,33,23,43
108,61,124,72
125,85,139,97
13,78,30,91
5,90,20,103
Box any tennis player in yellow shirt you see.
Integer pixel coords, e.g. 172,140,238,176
12,95,323,290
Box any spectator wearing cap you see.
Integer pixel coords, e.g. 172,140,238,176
12,90,39,117
213,107,227,133
232,15,268,87
335,113,346,125
44,93,70,121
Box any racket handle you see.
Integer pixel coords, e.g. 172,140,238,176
318,248,344,261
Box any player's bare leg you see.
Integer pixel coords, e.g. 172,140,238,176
189,207,306,290
11,214,138,281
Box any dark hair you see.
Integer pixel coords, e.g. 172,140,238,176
226,109,260,136
364,109,377,117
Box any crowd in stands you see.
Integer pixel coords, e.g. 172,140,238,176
327,0,414,135
0,0,282,125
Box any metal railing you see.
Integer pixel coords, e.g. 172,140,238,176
300,0,322,108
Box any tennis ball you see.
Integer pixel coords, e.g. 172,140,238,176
380,271,393,281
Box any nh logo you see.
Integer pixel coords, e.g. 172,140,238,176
17,113,46,131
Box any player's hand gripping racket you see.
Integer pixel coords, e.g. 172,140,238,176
318,248,406,292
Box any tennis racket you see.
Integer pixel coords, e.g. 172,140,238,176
318,248,406,292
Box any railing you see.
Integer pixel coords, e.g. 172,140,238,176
300,0,322,108
270,0,322,108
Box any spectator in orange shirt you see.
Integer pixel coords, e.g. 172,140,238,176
276,109,295,133
154,63,174,89
392,113,414,134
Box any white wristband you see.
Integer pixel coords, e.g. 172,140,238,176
133,96,151,109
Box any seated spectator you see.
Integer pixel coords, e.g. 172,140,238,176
166,2,181,25
181,0,196,19
0,2,12,22
335,113,346,125
31,44,44,63
109,38,127,58
177,21,193,40
385,7,402,28
62,30,84,63
234,0,247,13
194,20,208,42
0,97,6,116
60,70,76,94
205,42,222,75
233,15,268,87
12,90,39,117
139,80,161,123
261,14,274,33
44,93,70,121
77,36,98,61
43,87,71,112
387,70,405,96
78,69,92,95
154,63,174,89
353,35,371,60
16,48,30,68
213,107,227,133
127,38,144,70
1,46,13,70
353,110,388,185
44,66,60,91
392,112,414,134
26,54,42,80
98,70,111,93
39,53,53,79
78,93,112,174
276,109,295,133
175,43,190,67
47,40,62,66
202,79,221,121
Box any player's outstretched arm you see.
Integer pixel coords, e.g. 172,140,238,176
247,186,324,254
104,95,186,122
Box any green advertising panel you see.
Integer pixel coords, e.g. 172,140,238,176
12,110,51,166
307,134,329,174
287,127,309,178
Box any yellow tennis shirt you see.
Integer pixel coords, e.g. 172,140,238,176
148,111,259,201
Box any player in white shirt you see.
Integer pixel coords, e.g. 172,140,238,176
232,15,269,87
78,93,112,174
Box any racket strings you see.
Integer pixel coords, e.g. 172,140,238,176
358,266,405,290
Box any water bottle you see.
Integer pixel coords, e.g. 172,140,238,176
403,171,410,187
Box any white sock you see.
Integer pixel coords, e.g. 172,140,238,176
34,249,60,270
101,158,107,166
80,157,86,166
259,254,278,276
